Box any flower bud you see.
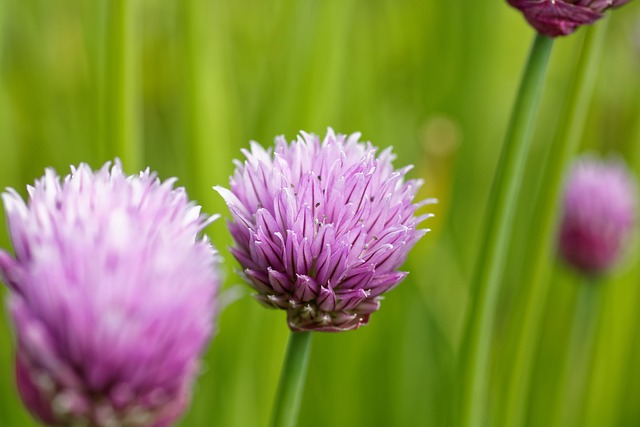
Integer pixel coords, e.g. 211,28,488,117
558,155,637,274
507,0,631,37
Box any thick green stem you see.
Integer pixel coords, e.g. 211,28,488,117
459,34,554,427
502,23,608,427
102,0,140,170
270,331,313,427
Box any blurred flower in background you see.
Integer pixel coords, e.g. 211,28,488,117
507,0,631,37
558,154,637,275
0,161,219,427
216,129,434,332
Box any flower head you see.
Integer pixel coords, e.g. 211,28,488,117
558,155,637,275
215,130,433,332
507,0,631,37
0,161,219,426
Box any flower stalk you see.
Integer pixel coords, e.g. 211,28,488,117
460,34,554,427
503,23,609,427
552,280,601,427
270,331,313,427
101,0,140,170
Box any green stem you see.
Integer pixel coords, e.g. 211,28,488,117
614,51,640,427
502,23,608,427
553,280,600,427
181,0,232,212
630,75,640,170
102,0,140,170
459,34,554,427
270,331,313,427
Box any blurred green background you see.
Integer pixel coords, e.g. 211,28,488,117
0,1,640,426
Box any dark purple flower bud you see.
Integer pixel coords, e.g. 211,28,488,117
507,0,631,37
215,129,434,332
0,161,220,426
558,155,637,275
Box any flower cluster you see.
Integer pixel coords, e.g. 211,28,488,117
507,0,631,37
558,155,637,275
0,161,219,426
216,130,433,332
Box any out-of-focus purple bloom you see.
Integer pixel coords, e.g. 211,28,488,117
558,155,637,275
0,161,219,426
215,129,433,332
507,0,631,37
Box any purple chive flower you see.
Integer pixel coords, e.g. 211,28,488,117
215,129,433,332
507,0,631,37
558,155,637,275
0,161,219,427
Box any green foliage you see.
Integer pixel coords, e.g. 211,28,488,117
0,1,639,426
